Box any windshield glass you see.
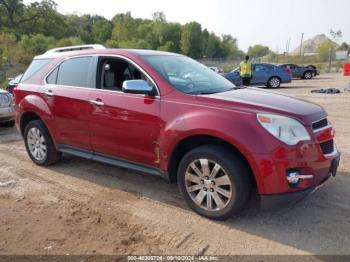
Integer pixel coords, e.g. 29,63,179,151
141,55,236,94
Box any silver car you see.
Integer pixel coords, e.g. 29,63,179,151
0,89,15,126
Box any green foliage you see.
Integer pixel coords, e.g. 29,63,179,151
337,42,349,51
247,44,270,58
181,22,203,58
316,40,337,62
1,0,248,84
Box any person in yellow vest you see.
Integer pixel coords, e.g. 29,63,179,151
240,56,253,86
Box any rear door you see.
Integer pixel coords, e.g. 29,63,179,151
252,64,268,85
40,56,96,150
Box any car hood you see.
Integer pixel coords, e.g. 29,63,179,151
200,87,326,124
0,89,10,94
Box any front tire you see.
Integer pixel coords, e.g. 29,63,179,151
24,120,61,166
303,71,313,79
177,145,252,220
267,77,281,88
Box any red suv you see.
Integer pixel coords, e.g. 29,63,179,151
13,45,340,220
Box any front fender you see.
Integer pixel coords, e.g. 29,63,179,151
160,109,273,189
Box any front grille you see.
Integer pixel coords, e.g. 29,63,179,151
320,140,334,155
312,118,328,131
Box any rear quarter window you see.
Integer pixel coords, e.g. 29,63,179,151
56,57,93,87
21,59,51,82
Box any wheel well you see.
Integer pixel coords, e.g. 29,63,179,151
269,76,281,82
167,135,256,186
20,112,41,136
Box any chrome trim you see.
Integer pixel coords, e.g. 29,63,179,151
44,44,106,55
287,175,314,183
43,54,160,97
44,90,54,97
311,117,328,130
323,144,338,158
89,100,105,107
313,124,332,133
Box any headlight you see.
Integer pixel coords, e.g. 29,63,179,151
0,93,12,108
257,113,311,145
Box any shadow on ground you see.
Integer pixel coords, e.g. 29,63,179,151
47,154,350,255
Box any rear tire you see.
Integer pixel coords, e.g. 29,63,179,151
177,145,252,220
267,77,281,88
24,120,61,166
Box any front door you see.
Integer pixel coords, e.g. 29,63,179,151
88,56,162,167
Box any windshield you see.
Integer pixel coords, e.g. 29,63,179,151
141,55,236,94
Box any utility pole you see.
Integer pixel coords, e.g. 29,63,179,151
328,46,333,73
299,33,304,63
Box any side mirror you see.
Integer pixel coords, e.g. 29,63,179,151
8,78,14,82
122,80,155,95
9,80,19,87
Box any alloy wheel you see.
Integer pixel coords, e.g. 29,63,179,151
185,159,233,211
305,72,312,79
269,77,280,88
27,127,47,161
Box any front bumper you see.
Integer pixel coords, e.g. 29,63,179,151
0,106,15,123
260,153,340,209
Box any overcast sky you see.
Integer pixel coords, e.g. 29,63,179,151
24,0,350,52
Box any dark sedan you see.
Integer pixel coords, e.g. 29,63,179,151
279,64,318,79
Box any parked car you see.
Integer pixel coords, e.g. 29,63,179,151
306,65,320,77
209,66,224,75
224,63,292,88
0,89,15,126
14,45,340,220
279,64,318,79
7,74,23,94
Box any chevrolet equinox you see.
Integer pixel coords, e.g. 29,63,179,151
13,45,340,220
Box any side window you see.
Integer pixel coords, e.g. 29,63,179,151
254,64,265,72
21,59,51,82
99,58,154,91
46,67,59,84
57,57,92,87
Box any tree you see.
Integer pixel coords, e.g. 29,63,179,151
0,0,62,37
220,34,241,59
180,22,203,58
316,40,337,62
111,12,137,43
92,17,112,44
337,42,349,51
247,44,270,58
330,29,342,43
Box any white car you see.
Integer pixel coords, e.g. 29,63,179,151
0,89,15,126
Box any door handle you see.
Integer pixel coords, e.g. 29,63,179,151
89,99,105,106
44,90,54,97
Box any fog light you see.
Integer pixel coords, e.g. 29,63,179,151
287,171,300,185
286,170,314,186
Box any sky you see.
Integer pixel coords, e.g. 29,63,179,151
24,0,350,52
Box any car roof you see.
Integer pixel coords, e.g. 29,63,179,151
34,48,181,60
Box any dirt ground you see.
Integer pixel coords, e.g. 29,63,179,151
0,73,350,256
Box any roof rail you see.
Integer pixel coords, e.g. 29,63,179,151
44,44,106,55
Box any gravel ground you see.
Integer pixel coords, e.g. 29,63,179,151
0,73,349,256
